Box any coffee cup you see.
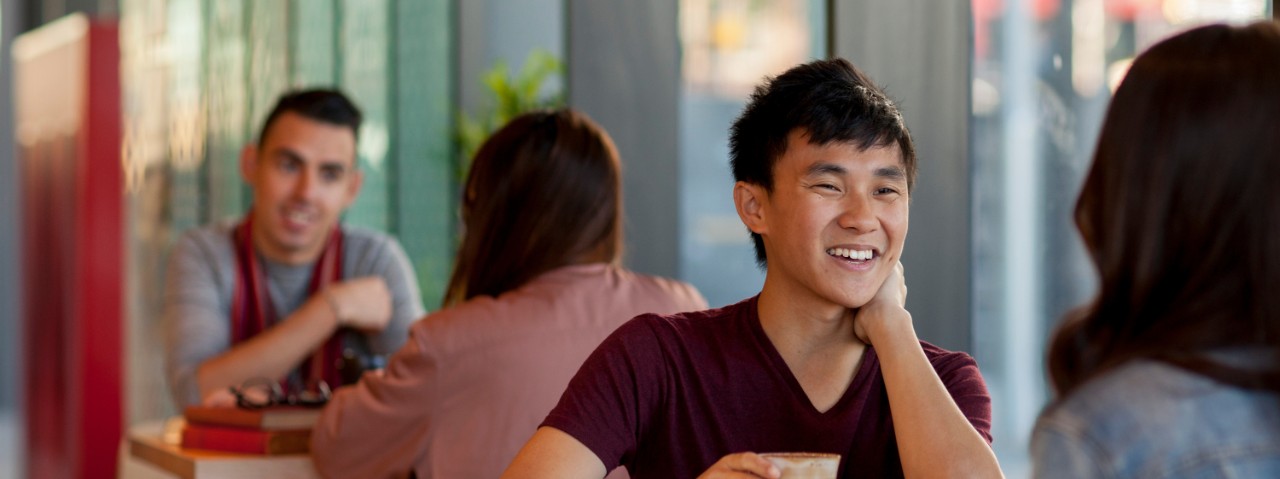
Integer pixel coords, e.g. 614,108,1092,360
759,452,840,479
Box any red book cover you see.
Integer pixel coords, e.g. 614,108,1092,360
183,406,321,431
180,424,311,455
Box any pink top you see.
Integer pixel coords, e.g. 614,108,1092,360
310,263,708,479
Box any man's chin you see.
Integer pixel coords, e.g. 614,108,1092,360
819,290,876,311
842,299,876,311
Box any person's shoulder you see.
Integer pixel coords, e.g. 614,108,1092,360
1049,360,1264,423
610,267,709,310
172,220,236,258
340,225,399,251
625,296,754,337
339,226,413,276
918,340,979,371
582,302,711,337
180,219,234,241
1038,360,1280,476
413,292,503,331
596,304,742,352
617,268,701,296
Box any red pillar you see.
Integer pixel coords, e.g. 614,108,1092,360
15,14,121,479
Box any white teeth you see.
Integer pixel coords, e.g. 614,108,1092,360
826,248,874,261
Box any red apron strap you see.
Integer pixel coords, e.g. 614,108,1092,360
231,215,271,342
230,214,346,393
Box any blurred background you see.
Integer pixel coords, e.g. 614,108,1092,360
0,0,1272,477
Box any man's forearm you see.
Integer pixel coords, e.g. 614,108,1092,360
195,295,339,400
873,317,1004,479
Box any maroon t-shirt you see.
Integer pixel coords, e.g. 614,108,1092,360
542,296,992,478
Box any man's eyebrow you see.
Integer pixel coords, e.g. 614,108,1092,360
875,166,907,181
269,147,351,171
805,163,846,177
270,146,304,162
319,159,349,171
805,163,905,182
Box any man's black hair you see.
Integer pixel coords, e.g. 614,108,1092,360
258,89,363,145
729,58,917,267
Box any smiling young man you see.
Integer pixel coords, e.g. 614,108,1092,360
164,90,424,408
503,59,1002,478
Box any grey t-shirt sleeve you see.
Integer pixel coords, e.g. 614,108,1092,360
163,230,235,409
344,231,425,355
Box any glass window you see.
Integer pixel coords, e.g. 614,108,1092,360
970,0,1271,475
456,0,565,140
678,0,826,307
0,0,14,473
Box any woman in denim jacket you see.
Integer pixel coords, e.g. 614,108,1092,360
1032,22,1280,478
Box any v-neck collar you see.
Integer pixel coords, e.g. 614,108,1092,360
744,296,878,417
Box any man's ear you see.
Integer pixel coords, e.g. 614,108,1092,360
343,168,364,207
734,181,768,236
239,144,258,183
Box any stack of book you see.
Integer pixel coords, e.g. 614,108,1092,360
181,406,321,455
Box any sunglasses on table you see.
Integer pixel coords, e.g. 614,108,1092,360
228,377,332,409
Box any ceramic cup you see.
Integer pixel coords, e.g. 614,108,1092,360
759,452,840,479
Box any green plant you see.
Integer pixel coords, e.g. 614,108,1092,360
456,49,565,178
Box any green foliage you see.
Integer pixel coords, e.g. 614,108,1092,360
456,49,565,179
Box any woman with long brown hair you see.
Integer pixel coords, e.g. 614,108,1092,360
1033,22,1280,478
310,109,707,478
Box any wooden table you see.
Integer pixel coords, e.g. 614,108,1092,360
120,418,320,479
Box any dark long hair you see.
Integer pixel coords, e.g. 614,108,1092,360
442,109,623,307
1048,21,1280,399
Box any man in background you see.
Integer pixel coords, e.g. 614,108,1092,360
164,89,424,408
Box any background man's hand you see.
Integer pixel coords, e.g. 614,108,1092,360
324,276,392,332
200,388,237,407
853,261,910,345
697,452,781,479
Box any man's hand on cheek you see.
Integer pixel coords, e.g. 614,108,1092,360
852,262,913,346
